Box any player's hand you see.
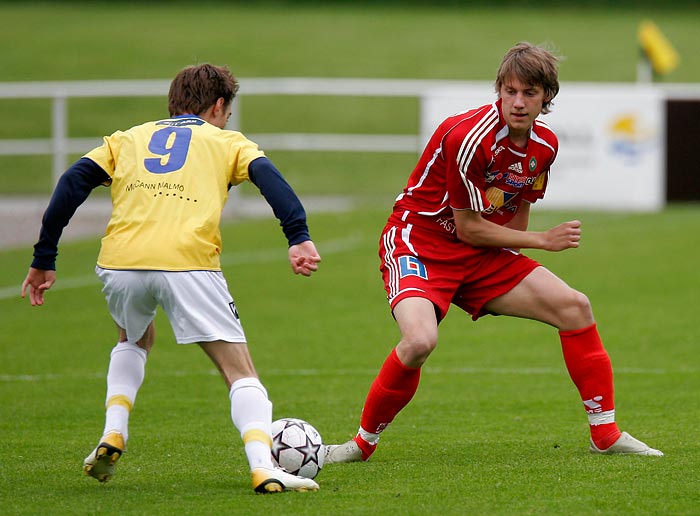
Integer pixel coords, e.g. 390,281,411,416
21,267,56,306
288,240,321,277
542,220,581,251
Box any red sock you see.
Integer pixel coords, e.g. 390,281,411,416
560,323,621,450
356,348,421,458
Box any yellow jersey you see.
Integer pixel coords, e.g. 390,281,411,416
85,116,264,271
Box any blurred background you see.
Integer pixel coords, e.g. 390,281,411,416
1,0,699,246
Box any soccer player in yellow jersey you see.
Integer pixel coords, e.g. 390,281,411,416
21,64,322,493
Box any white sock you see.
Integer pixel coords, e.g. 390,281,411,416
102,341,147,443
229,377,274,470
588,409,616,426
358,427,381,445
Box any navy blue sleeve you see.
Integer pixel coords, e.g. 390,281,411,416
31,158,111,270
248,157,311,246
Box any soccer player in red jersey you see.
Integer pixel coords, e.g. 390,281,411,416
325,42,662,463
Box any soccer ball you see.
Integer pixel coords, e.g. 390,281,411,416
271,417,325,479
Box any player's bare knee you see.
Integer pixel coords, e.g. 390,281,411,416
135,339,154,353
135,325,156,352
558,289,594,329
398,333,437,366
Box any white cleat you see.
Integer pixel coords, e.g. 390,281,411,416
589,431,664,456
251,467,319,493
324,440,363,464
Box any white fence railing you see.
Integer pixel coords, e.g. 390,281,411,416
0,78,474,184
3,78,699,210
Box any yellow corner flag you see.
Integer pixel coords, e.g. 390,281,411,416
638,20,679,76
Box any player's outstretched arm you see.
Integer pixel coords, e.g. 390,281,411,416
26,158,109,304
21,267,56,306
288,240,321,277
454,208,581,252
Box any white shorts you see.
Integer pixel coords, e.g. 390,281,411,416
95,267,247,344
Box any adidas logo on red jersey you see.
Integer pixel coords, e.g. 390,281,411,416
508,162,523,173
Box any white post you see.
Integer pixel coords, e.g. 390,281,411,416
227,97,241,131
51,92,68,186
637,58,653,83
225,97,242,209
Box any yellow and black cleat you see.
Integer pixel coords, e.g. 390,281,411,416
83,432,125,483
251,467,319,494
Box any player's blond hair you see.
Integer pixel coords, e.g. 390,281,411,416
168,64,239,117
495,42,560,114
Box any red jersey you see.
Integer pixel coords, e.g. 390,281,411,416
395,98,558,227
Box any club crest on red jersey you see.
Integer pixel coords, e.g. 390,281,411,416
529,156,537,172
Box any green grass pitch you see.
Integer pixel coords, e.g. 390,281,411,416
1,206,699,515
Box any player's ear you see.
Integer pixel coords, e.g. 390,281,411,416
214,97,226,113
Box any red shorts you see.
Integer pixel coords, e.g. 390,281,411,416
379,211,540,321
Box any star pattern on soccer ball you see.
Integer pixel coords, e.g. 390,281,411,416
290,422,322,468
271,431,292,463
